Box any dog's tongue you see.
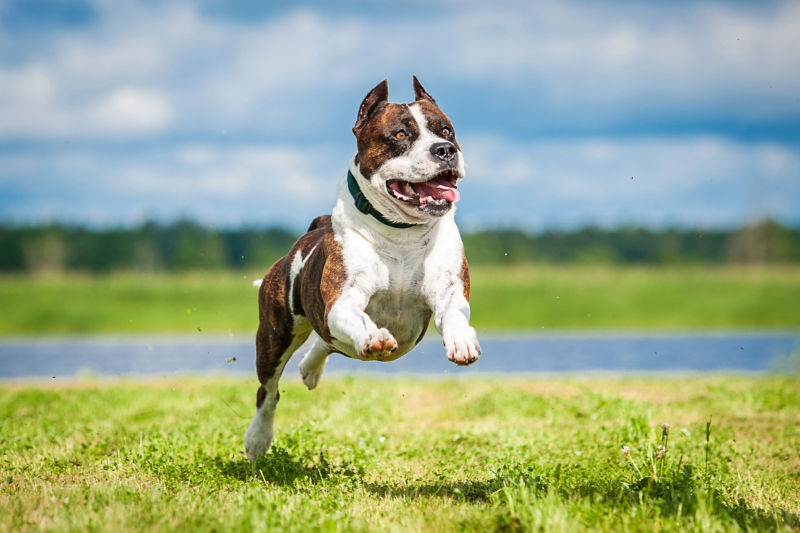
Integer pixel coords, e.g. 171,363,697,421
415,177,460,203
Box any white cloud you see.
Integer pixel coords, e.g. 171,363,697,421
1,135,797,229
0,66,67,136
87,88,171,133
457,134,800,229
0,0,798,139
0,0,798,229
0,142,342,226
0,64,172,137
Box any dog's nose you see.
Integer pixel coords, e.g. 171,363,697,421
430,142,457,162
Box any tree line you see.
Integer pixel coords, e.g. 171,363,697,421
1,219,798,274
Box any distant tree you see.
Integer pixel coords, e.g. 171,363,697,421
728,219,791,264
23,227,66,274
0,227,26,270
171,221,226,271
1,220,798,272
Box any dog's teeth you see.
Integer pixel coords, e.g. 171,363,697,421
403,182,415,196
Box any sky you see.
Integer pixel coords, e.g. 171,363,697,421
0,0,798,231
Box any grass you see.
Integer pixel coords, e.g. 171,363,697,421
470,264,800,330
1,375,798,531
1,265,799,335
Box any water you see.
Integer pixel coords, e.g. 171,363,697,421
0,331,797,379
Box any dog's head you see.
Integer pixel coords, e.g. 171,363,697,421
351,77,465,224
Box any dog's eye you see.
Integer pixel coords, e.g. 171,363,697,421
442,127,452,137
394,130,407,140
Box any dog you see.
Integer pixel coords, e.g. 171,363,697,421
244,77,481,460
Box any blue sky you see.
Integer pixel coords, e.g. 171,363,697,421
0,0,798,231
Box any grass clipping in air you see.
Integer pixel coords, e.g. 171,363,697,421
1,375,799,531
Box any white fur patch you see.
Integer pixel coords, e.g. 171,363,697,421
287,244,317,316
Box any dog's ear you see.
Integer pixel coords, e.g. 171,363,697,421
412,75,436,105
353,79,389,132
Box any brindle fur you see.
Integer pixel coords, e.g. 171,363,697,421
460,253,471,301
253,216,344,391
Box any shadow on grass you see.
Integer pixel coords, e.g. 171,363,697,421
610,467,800,531
364,477,525,503
210,450,797,530
212,446,360,487
365,464,797,530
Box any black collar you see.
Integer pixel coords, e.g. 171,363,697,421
347,170,417,229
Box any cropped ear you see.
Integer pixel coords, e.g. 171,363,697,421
353,79,389,132
412,75,436,104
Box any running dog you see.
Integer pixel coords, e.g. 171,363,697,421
244,77,481,460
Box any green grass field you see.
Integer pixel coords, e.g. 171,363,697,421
1,265,799,335
1,376,798,531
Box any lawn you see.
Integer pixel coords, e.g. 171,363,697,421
1,376,798,531
1,265,798,335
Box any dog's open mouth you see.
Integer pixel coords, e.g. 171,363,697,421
386,170,460,209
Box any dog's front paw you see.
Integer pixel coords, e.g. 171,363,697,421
444,326,481,366
359,328,398,359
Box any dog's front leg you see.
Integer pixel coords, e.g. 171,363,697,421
327,288,397,359
427,277,481,366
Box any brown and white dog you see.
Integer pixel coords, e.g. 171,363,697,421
244,77,481,460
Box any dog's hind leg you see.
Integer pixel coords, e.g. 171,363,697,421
299,336,332,390
244,323,309,461
244,260,311,461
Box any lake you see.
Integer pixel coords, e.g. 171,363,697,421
1,331,798,379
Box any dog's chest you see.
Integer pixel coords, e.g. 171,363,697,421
365,289,429,354
341,233,434,355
